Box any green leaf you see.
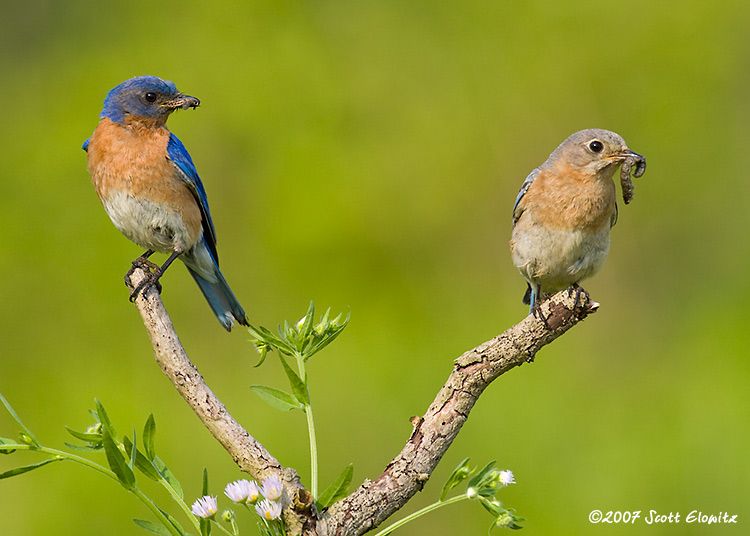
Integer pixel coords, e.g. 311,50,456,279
156,506,187,536
143,414,156,461
478,496,506,517
17,433,36,446
509,514,526,530
65,426,102,444
248,323,294,360
279,355,309,405
247,325,273,367
102,428,135,490
252,345,270,368
0,458,63,479
279,320,297,352
246,323,263,340
200,518,211,536
199,470,212,536
441,457,472,501
64,442,102,452
134,455,161,482
316,307,331,331
199,469,212,536
250,385,304,411
307,311,350,359
0,437,18,454
0,392,40,448
202,467,209,495
258,325,288,348
467,460,496,490
128,429,138,471
316,463,353,509
133,519,170,535
298,301,316,341
153,456,183,499
95,399,117,440
122,435,161,481
248,323,277,345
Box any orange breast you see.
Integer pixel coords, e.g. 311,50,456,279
87,118,202,243
521,162,616,232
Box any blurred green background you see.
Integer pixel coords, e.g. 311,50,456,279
1,0,749,534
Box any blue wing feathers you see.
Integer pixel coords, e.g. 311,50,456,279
512,167,540,225
514,167,539,212
166,134,219,262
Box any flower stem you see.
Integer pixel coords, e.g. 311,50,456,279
131,487,185,536
158,479,201,532
294,352,318,498
4,443,200,536
371,495,467,536
304,399,318,498
210,519,236,536
3,443,119,482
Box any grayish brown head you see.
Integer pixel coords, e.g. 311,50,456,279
546,128,641,177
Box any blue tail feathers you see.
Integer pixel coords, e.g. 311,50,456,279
186,265,248,331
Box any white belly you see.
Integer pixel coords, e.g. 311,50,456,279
101,190,200,254
511,225,610,293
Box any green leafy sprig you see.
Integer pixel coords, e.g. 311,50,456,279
373,458,524,536
248,301,350,502
1,394,198,536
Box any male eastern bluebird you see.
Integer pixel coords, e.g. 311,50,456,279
83,75,248,331
510,128,645,313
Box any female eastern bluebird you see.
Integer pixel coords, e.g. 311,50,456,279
83,75,248,331
510,128,645,312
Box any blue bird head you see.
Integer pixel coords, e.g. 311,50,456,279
100,75,199,125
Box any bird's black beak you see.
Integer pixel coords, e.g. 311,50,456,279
163,93,200,110
611,148,642,161
622,149,644,160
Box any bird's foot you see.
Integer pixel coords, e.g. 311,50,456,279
131,254,159,273
567,283,583,306
125,256,163,301
566,284,598,314
530,292,551,329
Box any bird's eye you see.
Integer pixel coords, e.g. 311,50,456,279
144,92,157,103
589,140,604,153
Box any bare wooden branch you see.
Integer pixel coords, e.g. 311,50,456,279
319,290,597,536
127,267,596,536
126,268,315,534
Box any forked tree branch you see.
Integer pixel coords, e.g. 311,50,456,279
126,269,315,534
127,268,597,536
